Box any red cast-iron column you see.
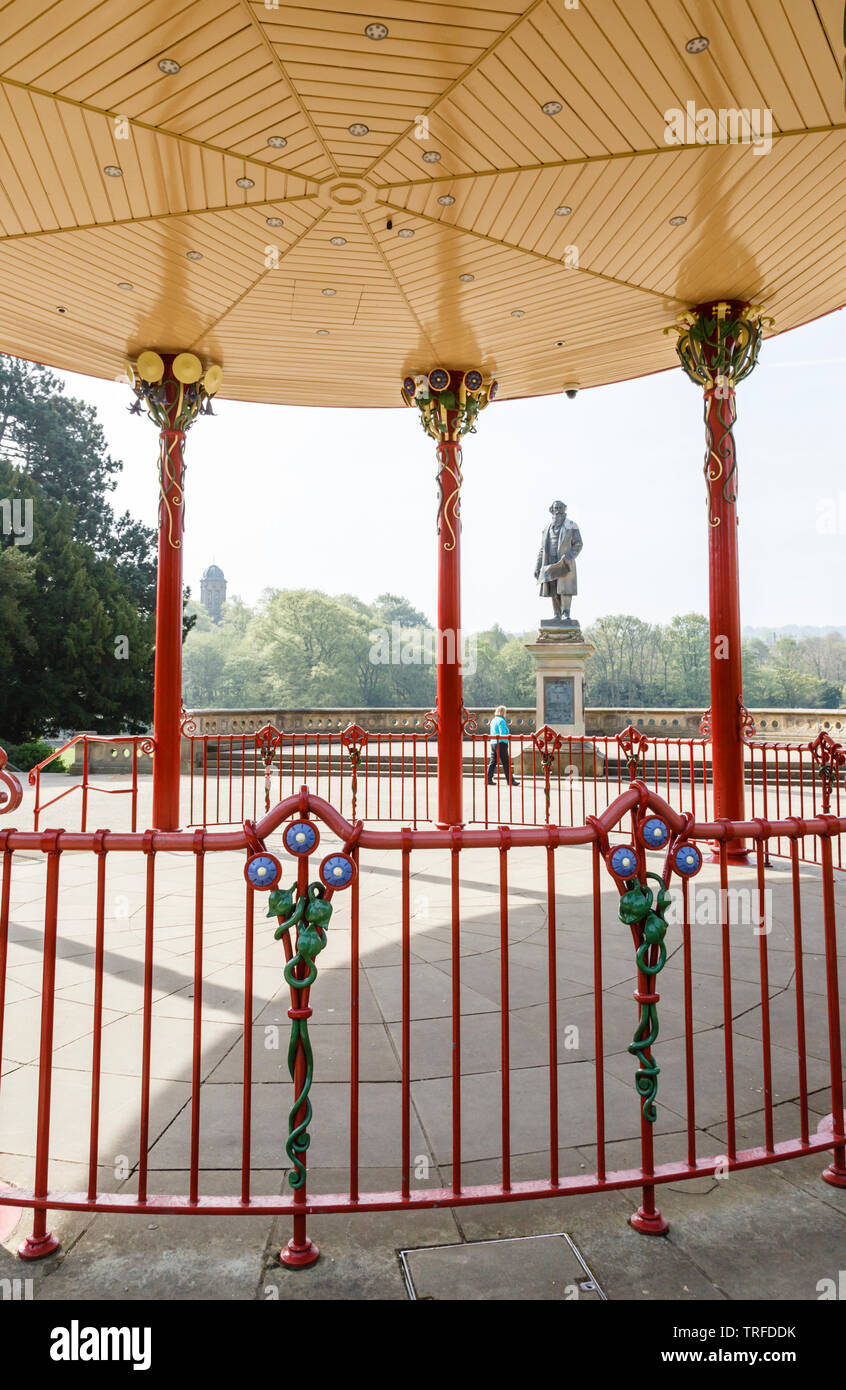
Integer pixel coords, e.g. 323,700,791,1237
129,351,222,830
402,369,497,827
672,303,768,858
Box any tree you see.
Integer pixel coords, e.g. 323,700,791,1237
0,356,159,741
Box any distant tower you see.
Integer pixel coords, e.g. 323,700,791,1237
200,563,226,622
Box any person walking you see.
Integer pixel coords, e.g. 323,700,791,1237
487,705,519,786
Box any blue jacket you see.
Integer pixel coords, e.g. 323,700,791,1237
490,714,509,745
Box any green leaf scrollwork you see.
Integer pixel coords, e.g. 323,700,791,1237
269,883,333,1188
618,872,671,1123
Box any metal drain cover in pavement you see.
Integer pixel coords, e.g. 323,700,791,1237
399,1232,605,1301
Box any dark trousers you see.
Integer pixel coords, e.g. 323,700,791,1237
487,740,511,782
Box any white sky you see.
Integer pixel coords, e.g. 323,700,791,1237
55,306,846,634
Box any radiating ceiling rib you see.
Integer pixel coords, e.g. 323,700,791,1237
238,0,341,178
188,204,328,345
356,208,441,362
360,0,548,178
0,72,320,183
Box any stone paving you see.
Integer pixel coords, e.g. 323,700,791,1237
1,773,845,1300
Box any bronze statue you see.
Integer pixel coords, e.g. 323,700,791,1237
535,499,582,622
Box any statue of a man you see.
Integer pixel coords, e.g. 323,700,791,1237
535,499,583,621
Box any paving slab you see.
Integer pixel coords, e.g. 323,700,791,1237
402,1231,603,1300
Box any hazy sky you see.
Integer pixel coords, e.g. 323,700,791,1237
55,306,846,635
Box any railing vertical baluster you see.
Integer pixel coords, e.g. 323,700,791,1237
450,832,462,1194
279,844,318,1266
789,838,810,1146
820,832,846,1188
681,876,696,1167
719,839,737,1163
137,834,156,1204
591,840,605,1184
349,846,360,1202
630,886,667,1234
19,834,62,1259
498,831,511,1191
131,743,138,832
242,878,254,1204
0,837,12,1103
81,738,89,831
755,839,774,1152
401,831,411,1199
87,837,108,1201
190,832,205,1205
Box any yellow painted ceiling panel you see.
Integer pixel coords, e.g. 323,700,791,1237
0,0,843,405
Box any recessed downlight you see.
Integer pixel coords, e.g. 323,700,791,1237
186,250,203,261
57,305,67,313
541,100,562,115
267,135,287,149
438,194,455,206
117,282,133,291
669,215,687,226
316,328,330,335
330,236,347,246
348,123,369,137
158,58,181,74
555,340,566,347
103,165,123,178
511,309,525,318
422,150,441,163
398,227,414,237
322,288,337,296
266,216,284,227
554,205,572,216
365,22,388,40
459,273,474,282
236,177,255,189
685,36,709,54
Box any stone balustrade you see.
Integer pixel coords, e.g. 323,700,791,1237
63,705,846,774
183,705,846,742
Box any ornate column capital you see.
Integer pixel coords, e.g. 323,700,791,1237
127,350,223,430
667,301,772,390
126,351,223,551
401,367,497,442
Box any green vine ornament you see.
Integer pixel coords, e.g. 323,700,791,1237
268,882,333,1188
605,809,702,1125
618,872,672,1123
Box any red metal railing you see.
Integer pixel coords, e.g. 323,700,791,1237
182,719,436,829
29,734,154,832
745,732,845,869
1,765,843,1262
469,724,712,828
22,721,846,873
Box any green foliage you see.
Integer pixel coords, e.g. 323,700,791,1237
0,354,160,741
1,737,53,771
183,594,846,715
182,587,542,712
586,613,844,710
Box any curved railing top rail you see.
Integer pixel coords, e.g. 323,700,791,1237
0,748,23,816
2,781,844,856
181,716,435,742
26,732,155,785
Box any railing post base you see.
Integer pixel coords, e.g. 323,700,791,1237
18,1227,59,1260
821,1161,846,1190
280,1235,319,1268
630,1205,669,1236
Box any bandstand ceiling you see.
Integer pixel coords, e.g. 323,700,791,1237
0,0,843,406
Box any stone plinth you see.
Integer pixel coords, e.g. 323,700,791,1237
524,624,594,738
